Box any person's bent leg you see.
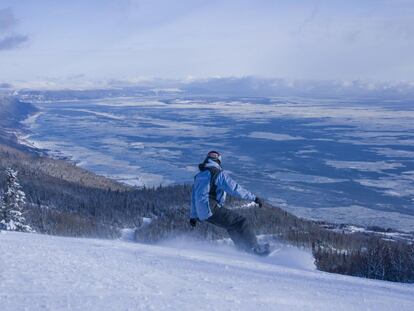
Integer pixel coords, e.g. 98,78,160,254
228,216,258,251
207,206,258,251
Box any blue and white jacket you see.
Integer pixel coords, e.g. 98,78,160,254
190,160,256,221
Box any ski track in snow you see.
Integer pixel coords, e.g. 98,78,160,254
0,232,413,311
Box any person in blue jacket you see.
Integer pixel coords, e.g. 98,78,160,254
190,150,269,256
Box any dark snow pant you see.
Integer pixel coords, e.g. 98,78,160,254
207,205,258,251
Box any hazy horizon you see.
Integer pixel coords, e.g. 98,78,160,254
1,0,414,86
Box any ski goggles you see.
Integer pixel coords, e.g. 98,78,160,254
207,151,222,163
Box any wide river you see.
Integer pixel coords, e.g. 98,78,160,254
23,96,414,231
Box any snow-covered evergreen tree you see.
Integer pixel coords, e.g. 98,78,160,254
0,168,33,232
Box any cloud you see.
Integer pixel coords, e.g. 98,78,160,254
0,7,28,51
119,0,210,31
0,34,28,50
0,7,16,32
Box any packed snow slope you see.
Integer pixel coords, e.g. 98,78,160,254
1,232,413,311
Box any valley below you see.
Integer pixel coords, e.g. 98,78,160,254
20,94,414,232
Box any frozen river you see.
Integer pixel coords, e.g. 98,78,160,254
23,96,414,231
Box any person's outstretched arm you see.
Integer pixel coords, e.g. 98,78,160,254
216,171,256,201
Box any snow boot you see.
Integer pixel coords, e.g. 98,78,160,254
252,243,270,256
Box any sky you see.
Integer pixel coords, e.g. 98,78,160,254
0,0,413,86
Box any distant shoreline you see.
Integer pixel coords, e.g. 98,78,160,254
16,101,170,188
17,111,76,162
0,95,128,191
9,96,414,235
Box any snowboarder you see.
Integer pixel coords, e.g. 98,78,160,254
190,151,269,256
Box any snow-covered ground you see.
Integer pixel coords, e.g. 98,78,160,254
1,232,413,311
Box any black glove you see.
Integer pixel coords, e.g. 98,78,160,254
254,196,264,208
189,218,197,227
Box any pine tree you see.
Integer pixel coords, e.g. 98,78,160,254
0,168,33,232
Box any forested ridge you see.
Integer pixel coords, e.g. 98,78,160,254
1,95,413,283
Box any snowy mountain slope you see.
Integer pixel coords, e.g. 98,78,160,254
1,232,413,311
